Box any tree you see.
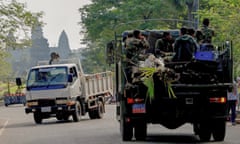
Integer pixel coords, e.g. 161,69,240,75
0,52,11,79
79,0,186,40
0,0,42,79
0,0,42,49
171,0,199,28
79,0,240,76
79,0,188,72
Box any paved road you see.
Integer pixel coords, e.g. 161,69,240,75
0,104,240,144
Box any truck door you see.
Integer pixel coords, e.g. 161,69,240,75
69,66,82,97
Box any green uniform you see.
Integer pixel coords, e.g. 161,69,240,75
201,26,214,43
125,37,149,64
155,38,174,57
124,37,149,83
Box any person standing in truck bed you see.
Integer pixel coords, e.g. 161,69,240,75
196,18,215,45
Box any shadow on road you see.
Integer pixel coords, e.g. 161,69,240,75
144,134,200,143
5,117,90,129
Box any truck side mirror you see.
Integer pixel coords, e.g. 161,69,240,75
68,74,73,83
106,40,115,65
16,77,22,86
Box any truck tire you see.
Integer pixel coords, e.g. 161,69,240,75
72,101,81,122
120,116,133,141
88,110,96,119
193,123,200,135
34,112,42,124
88,101,104,119
198,122,211,142
212,119,226,141
134,121,147,141
96,101,104,119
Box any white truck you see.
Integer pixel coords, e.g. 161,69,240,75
16,59,113,124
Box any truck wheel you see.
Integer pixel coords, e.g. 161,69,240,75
212,119,226,141
88,109,96,119
121,116,133,141
198,122,211,142
134,121,147,141
193,123,200,135
34,112,42,124
72,101,81,122
96,101,104,119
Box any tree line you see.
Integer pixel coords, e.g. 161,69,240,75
79,0,240,76
1,0,240,77
0,0,42,80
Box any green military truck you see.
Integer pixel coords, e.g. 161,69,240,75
107,27,233,142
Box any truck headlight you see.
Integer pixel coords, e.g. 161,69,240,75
27,101,38,107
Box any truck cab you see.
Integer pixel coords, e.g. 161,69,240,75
23,63,84,123
26,64,81,101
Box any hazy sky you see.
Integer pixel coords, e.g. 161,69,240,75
18,0,91,49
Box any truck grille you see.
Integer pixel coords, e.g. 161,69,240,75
38,99,55,106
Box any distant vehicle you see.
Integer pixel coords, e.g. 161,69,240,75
107,20,233,142
16,58,113,124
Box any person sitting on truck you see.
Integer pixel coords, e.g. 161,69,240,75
49,52,60,65
125,30,150,64
172,27,198,62
124,30,149,83
155,31,174,58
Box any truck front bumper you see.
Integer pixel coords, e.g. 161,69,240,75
25,105,75,114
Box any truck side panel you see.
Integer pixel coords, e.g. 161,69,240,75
83,71,113,98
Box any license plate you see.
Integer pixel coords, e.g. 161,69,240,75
41,107,51,112
132,104,146,114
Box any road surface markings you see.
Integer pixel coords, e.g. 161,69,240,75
0,119,9,136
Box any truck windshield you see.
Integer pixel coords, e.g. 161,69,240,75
27,67,68,90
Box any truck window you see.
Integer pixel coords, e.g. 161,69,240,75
69,67,78,81
27,67,67,88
